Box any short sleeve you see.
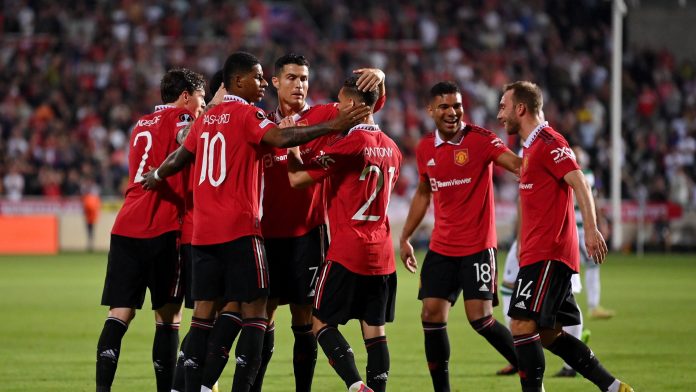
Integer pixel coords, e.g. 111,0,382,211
302,137,357,183
244,108,277,145
173,110,194,139
415,141,430,184
542,138,581,180
182,117,200,155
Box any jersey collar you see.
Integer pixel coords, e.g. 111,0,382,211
154,104,175,112
273,103,311,122
347,124,381,135
434,122,467,147
223,94,250,105
523,121,549,148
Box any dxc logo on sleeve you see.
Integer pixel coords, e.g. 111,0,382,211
550,147,575,164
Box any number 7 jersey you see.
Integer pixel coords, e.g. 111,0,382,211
303,124,402,275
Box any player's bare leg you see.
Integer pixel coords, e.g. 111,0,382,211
361,321,389,392
231,297,269,392
420,298,451,392
464,299,518,374
201,302,243,391
152,303,182,391
96,307,135,392
313,316,368,391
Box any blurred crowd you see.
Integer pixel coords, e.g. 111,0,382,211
1,0,695,210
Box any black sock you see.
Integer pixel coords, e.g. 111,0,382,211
422,321,450,392
364,336,389,392
201,312,243,388
250,322,275,392
292,324,317,392
470,315,518,367
184,317,214,392
152,322,180,392
546,332,615,390
316,326,362,388
231,318,268,392
513,333,545,392
96,317,128,391
171,331,190,392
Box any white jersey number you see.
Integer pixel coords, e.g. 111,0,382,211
133,131,152,183
352,165,396,221
198,132,227,187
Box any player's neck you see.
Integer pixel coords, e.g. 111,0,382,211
279,100,305,117
519,116,545,141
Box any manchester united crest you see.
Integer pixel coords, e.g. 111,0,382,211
522,154,529,173
454,149,469,166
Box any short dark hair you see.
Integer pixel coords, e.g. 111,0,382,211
503,81,543,115
274,53,310,75
429,81,460,100
160,68,206,103
222,51,260,90
205,69,224,102
342,75,379,108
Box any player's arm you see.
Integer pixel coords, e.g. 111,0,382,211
495,150,522,176
262,103,370,148
353,68,386,97
564,169,608,264
176,83,227,145
399,180,432,273
286,146,316,189
140,145,194,190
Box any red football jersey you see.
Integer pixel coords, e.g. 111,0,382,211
180,163,194,245
303,124,402,275
261,103,339,238
112,105,192,238
183,95,275,245
518,123,580,271
416,124,510,256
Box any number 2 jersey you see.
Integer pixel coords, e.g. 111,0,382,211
302,124,402,275
111,105,192,238
182,95,275,246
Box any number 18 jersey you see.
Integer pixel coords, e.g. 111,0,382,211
183,96,275,245
303,125,402,275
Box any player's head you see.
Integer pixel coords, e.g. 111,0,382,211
272,53,310,109
207,69,224,102
498,81,543,135
427,81,463,136
160,68,206,118
338,75,379,114
222,51,267,103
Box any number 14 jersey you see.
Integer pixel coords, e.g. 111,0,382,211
303,125,402,275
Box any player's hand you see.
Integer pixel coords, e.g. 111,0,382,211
279,116,296,128
209,82,227,106
353,68,385,91
140,166,161,190
332,101,370,131
400,239,418,273
585,228,608,264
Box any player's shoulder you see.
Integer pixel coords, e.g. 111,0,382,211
537,126,566,146
416,132,436,152
465,123,499,142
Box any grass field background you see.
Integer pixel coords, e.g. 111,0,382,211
1,252,695,391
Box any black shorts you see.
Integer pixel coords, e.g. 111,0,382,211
313,260,397,326
101,231,183,310
265,225,328,305
418,248,499,306
180,243,194,309
192,236,269,303
507,260,581,329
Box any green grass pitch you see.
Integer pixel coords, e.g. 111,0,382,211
1,252,694,391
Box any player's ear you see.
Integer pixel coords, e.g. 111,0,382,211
272,76,280,89
516,102,526,117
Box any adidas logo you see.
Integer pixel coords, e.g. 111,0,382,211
153,360,163,370
478,283,489,292
427,158,436,166
99,349,118,361
236,356,247,367
374,372,389,380
183,359,198,368
308,289,315,297
514,301,527,310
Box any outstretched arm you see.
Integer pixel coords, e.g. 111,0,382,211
262,102,370,148
564,169,608,264
399,180,432,273
140,145,194,190
495,150,522,176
